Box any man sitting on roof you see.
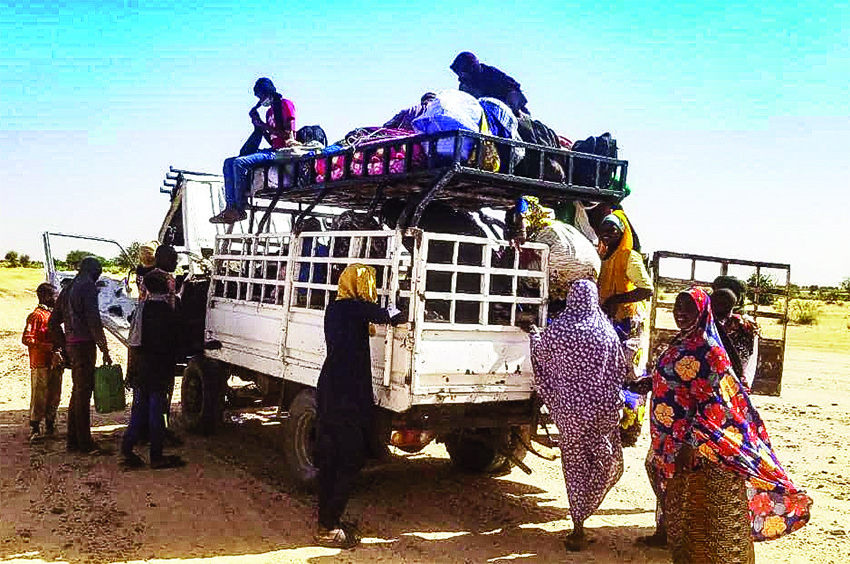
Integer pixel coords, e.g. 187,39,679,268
383,92,437,131
210,77,296,224
450,52,529,116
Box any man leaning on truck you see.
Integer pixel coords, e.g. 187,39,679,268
49,256,113,455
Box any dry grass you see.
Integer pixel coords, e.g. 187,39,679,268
0,267,45,331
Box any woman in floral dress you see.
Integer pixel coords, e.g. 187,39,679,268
529,279,630,551
644,287,811,562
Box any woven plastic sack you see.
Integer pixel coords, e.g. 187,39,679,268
94,364,126,414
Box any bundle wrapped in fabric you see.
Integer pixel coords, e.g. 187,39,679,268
314,128,426,182
479,97,525,168
412,89,483,160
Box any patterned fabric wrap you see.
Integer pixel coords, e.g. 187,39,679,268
620,388,647,447
479,97,525,165
722,313,760,388
615,314,650,446
313,130,427,182
649,287,812,541
529,279,628,524
471,112,500,172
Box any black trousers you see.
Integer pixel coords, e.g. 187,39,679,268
66,342,97,449
316,419,367,530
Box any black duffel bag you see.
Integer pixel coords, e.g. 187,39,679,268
570,132,617,189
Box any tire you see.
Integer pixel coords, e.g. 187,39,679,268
181,358,224,435
445,426,531,474
283,389,319,490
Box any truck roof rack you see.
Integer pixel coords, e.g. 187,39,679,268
245,130,628,233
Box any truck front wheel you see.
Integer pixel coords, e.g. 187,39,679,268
283,389,319,490
181,358,224,434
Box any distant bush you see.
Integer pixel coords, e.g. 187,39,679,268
747,273,776,306
790,300,820,325
4,250,18,267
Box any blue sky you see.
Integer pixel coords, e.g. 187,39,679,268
1,1,848,284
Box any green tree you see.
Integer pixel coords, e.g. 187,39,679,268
842,278,850,300
747,273,776,306
65,250,106,270
19,254,31,267
4,250,19,267
113,241,142,271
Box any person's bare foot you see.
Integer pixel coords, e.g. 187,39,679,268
563,527,587,552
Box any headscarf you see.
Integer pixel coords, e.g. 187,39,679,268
597,209,637,319
531,279,627,422
650,288,812,541
139,241,159,268
336,264,377,303
337,263,378,336
450,52,480,75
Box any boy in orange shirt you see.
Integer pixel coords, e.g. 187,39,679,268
22,283,64,441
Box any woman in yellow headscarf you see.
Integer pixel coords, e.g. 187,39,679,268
314,263,403,549
596,210,654,446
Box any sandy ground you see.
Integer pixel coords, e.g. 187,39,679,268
1,284,849,563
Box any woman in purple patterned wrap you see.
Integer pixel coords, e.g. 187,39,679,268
528,279,630,551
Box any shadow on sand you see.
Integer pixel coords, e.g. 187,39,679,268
0,405,670,564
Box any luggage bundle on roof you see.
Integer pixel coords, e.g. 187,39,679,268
245,89,628,234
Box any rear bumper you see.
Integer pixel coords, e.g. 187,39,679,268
388,399,535,433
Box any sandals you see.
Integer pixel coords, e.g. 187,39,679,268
209,208,248,224
315,524,361,549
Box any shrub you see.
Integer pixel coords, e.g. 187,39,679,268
790,299,820,325
4,250,19,267
747,273,776,306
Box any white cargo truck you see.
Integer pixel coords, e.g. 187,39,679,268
46,130,632,487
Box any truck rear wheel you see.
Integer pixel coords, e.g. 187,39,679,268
283,389,319,490
181,358,224,435
445,426,531,474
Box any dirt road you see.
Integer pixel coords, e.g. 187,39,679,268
2,324,849,563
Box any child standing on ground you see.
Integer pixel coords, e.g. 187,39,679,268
22,283,64,442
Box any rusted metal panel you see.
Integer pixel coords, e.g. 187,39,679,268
649,250,791,396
